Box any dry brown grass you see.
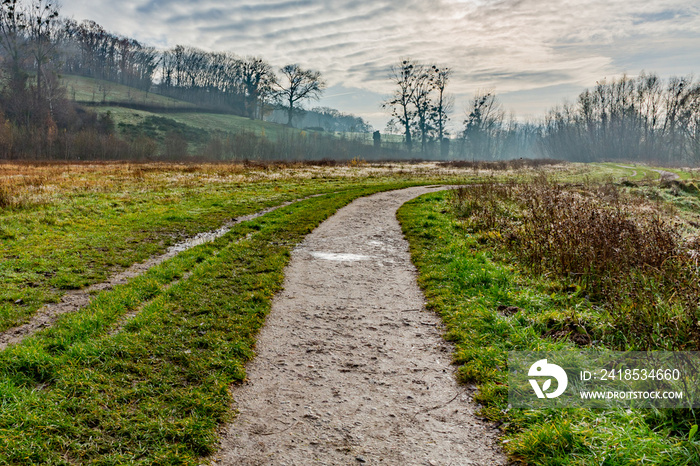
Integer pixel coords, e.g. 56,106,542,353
0,161,465,210
452,177,700,350
440,158,564,170
0,159,579,212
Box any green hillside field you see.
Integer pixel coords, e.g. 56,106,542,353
61,75,315,144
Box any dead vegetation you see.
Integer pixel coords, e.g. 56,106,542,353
440,158,564,171
0,160,448,210
452,177,700,350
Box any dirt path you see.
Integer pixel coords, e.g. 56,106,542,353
215,186,505,465
0,195,328,351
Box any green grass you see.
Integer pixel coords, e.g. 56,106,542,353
592,162,659,181
0,179,319,332
117,115,210,143
398,189,700,465
101,106,306,142
61,74,319,143
63,74,194,109
0,181,427,465
1,163,460,335
594,162,699,182
167,112,307,140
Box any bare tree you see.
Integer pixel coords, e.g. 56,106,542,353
541,72,700,164
431,65,452,157
384,59,419,151
663,76,700,161
275,64,325,126
461,91,504,160
27,0,59,102
410,65,434,154
0,0,29,95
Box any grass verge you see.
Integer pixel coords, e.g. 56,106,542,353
398,188,700,465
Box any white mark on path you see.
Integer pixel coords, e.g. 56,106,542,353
309,252,372,262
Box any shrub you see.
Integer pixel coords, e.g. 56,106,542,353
451,177,700,350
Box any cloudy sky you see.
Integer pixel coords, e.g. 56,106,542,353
62,0,700,131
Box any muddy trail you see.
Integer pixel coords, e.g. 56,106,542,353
0,195,328,351
215,186,505,465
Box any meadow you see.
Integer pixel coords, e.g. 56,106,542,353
63,75,345,147
0,160,474,463
1,160,698,464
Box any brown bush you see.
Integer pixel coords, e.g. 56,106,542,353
452,178,700,350
440,158,564,170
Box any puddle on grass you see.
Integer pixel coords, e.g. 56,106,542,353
0,194,331,350
167,226,232,255
310,252,372,262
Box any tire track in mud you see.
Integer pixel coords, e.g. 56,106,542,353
0,194,329,351
215,186,506,465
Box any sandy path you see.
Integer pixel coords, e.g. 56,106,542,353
215,186,505,465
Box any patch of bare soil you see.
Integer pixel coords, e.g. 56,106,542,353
0,195,327,350
214,187,506,465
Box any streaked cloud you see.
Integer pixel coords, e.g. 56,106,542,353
62,0,700,129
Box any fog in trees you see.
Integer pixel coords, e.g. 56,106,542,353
0,0,698,164
541,73,700,164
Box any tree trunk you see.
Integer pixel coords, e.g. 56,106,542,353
287,96,294,126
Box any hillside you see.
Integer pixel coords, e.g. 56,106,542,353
62,74,316,145
64,74,196,110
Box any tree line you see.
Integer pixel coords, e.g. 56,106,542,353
385,59,700,165
0,0,697,164
542,73,700,163
60,19,328,124
0,0,334,124
0,0,362,160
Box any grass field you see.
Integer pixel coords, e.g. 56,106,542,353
1,183,427,464
100,106,307,141
63,75,195,109
0,162,477,334
3,160,699,464
62,74,328,144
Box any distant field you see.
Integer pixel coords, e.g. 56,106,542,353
61,75,331,145
63,74,195,109
99,106,303,141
